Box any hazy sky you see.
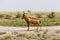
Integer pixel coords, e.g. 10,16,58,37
0,0,60,11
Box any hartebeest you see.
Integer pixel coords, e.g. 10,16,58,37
22,12,41,31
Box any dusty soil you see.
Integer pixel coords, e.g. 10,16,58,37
0,26,60,40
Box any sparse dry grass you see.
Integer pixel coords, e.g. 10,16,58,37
0,29,60,40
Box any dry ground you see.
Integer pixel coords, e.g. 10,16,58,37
0,26,60,40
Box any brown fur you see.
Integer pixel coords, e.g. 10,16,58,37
22,13,41,31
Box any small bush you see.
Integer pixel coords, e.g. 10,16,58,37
47,12,55,19
16,13,21,18
36,13,42,18
4,15,12,19
0,32,6,35
4,36,11,40
0,14,4,18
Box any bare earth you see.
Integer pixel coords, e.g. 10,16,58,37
0,26,60,40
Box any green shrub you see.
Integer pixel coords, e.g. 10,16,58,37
0,14,4,18
4,36,11,40
16,13,21,18
0,32,6,35
4,15,12,19
47,12,55,19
